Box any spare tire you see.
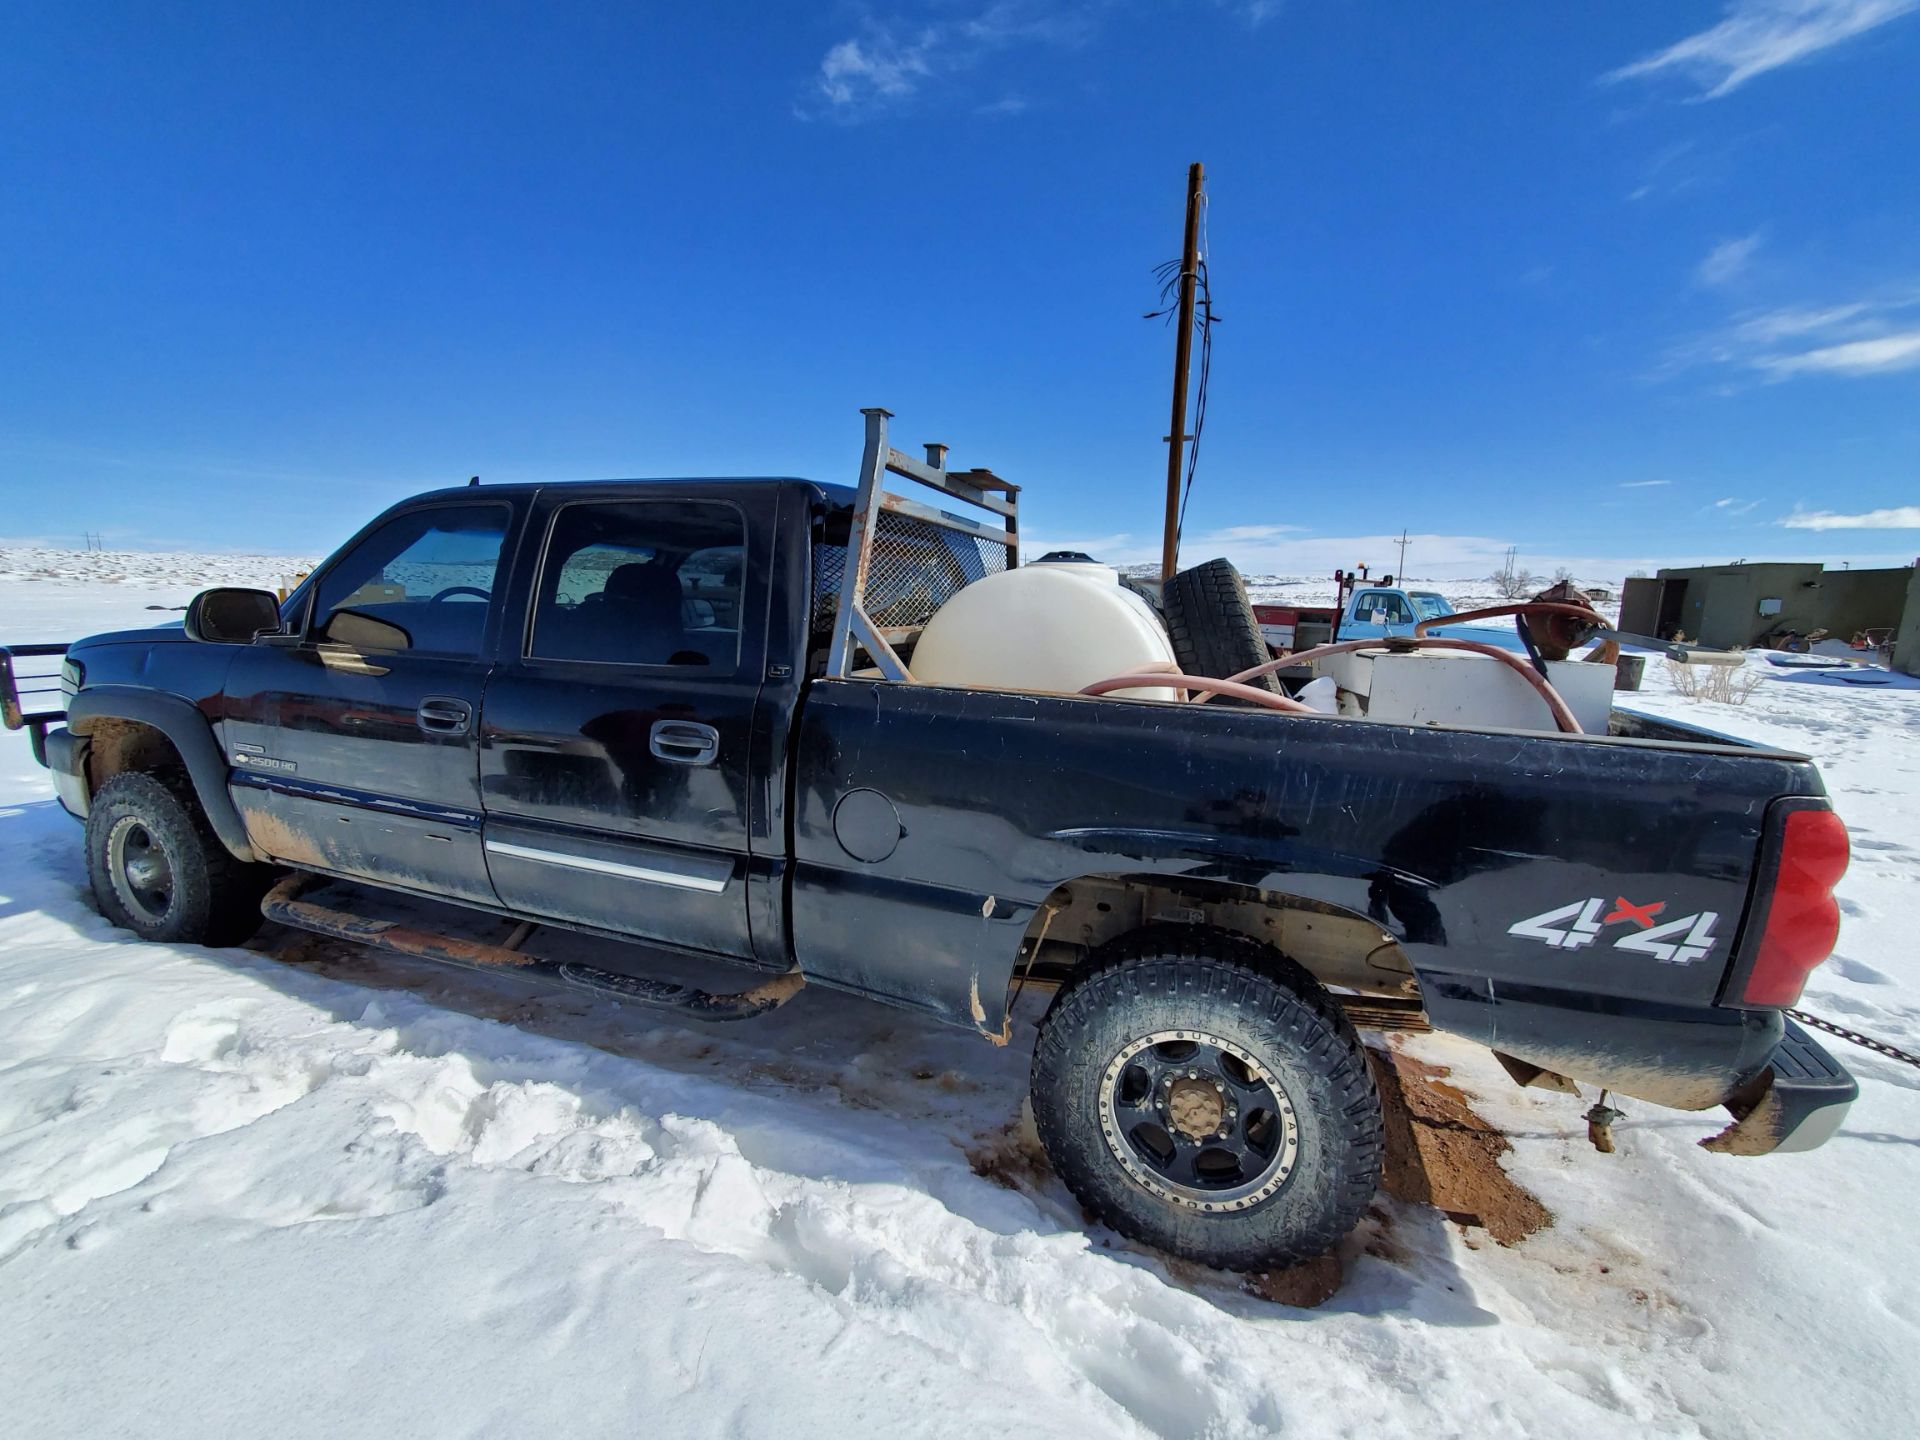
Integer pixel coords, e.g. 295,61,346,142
1163,557,1282,699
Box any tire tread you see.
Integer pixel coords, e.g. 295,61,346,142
1031,925,1381,1270
1162,558,1283,698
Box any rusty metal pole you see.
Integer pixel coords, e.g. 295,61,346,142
1161,161,1204,583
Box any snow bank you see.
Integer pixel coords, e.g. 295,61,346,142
2,585,1916,1439
0,545,315,588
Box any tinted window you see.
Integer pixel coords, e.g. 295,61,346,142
309,505,509,656
531,500,745,668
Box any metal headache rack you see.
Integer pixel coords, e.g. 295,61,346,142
824,407,1020,681
0,642,72,766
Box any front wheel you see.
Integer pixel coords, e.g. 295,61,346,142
85,772,274,947
1030,926,1382,1271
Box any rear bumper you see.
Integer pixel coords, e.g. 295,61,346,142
1701,1019,1856,1155
44,727,89,820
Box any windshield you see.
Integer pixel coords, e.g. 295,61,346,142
1409,592,1455,620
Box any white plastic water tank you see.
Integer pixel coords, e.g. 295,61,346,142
910,563,1180,700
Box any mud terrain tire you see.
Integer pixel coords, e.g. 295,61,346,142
1031,926,1382,1271
1162,557,1281,700
86,771,273,947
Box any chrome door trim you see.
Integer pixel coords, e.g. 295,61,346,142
483,839,729,893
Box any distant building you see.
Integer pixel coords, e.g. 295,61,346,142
1620,562,1916,670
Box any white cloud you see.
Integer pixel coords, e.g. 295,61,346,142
1207,523,1305,542
1212,0,1282,24
816,35,936,108
804,3,1100,117
1711,497,1763,516
1697,232,1763,286
805,1,1285,116
1604,0,1919,100
1782,505,1920,529
1666,290,1920,383
1729,301,1873,343
1619,479,1672,488
1754,329,1920,377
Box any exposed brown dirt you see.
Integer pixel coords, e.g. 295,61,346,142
966,1110,1055,1194
965,1045,1548,1306
1371,1045,1552,1247
1241,1253,1345,1308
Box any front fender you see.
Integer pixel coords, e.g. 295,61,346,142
67,686,258,862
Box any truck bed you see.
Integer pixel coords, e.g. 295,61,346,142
786,676,1820,1109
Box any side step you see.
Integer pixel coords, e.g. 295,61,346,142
1340,996,1431,1033
260,875,804,1022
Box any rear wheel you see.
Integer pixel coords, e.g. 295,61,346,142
1162,557,1281,700
1031,926,1382,1270
86,772,274,947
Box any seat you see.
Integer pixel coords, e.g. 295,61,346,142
598,562,689,661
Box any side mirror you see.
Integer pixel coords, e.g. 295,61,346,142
185,587,283,645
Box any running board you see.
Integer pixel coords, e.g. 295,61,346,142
260,875,804,1021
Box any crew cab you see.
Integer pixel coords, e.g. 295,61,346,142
6,410,1857,1272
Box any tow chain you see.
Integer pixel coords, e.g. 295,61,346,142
1789,1008,1920,1069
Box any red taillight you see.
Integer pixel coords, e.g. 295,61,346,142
1743,809,1850,1007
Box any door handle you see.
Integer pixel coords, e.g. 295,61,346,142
417,696,473,736
650,719,720,766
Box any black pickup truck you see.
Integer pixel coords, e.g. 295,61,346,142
5,410,1858,1270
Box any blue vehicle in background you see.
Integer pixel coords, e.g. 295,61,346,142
1252,580,1542,656
1333,584,1536,653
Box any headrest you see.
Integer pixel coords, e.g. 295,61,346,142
605,562,679,606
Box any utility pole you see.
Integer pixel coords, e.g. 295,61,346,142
1394,529,1410,578
1161,161,1205,583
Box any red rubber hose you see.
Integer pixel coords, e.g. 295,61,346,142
1078,673,1317,712
1205,637,1585,734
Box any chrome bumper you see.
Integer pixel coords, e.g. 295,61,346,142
44,727,89,820
1702,1018,1856,1155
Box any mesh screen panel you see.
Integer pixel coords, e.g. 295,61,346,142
813,505,1009,632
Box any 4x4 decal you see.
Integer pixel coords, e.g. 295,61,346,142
1509,896,1721,965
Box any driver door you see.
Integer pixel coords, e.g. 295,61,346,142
221,499,519,905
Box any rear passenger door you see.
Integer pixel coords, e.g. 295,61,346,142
478,487,773,962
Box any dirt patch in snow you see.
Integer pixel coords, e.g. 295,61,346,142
966,1106,1055,1194
1372,1045,1551,1247
1241,1253,1346,1308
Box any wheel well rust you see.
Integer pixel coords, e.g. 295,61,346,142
1013,874,1420,1004
84,717,187,791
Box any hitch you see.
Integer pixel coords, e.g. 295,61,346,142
1584,1091,1624,1154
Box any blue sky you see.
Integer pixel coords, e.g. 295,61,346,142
2,1,1917,580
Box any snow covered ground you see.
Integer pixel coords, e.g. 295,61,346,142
2,564,1916,1439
